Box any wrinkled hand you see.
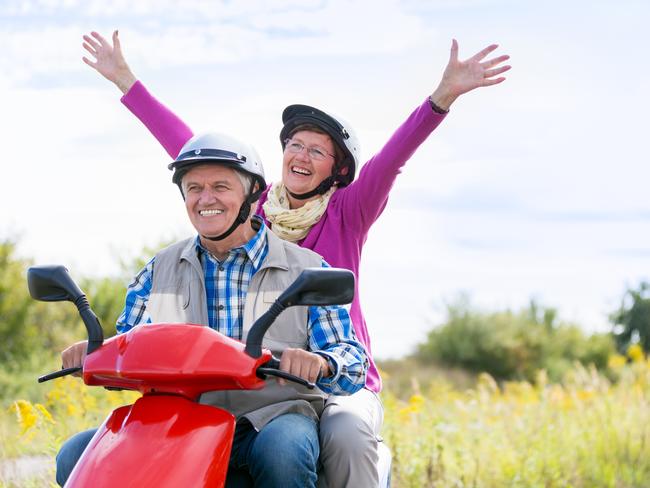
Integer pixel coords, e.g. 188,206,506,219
277,348,330,386
61,340,88,377
431,39,511,111
82,30,136,94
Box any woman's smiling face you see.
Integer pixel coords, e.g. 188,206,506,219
282,130,337,206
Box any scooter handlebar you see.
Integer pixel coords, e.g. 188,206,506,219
38,366,81,383
256,357,322,390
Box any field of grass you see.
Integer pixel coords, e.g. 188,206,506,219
2,351,649,487
382,350,650,487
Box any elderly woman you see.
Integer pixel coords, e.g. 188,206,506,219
82,30,510,487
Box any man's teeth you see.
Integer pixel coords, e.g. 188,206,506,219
200,209,224,216
292,167,311,175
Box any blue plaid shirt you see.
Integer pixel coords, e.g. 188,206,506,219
116,222,367,394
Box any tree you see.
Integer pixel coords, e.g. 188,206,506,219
611,282,650,353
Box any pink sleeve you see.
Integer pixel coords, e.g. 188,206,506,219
339,98,447,231
120,81,194,159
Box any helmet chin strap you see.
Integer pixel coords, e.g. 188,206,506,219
202,199,252,242
287,175,336,200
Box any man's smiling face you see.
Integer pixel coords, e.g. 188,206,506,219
182,164,246,238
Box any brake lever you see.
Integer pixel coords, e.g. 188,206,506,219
38,366,81,383
257,367,316,389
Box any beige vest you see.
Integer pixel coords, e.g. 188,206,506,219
148,227,327,430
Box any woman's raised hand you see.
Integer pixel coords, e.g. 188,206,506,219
431,39,511,111
82,30,136,94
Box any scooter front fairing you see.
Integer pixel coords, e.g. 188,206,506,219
66,395,235,487
64,323,272,487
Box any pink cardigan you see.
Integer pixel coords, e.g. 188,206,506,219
122,81,446,392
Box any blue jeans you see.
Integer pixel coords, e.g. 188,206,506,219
229,414,319,488
56,428,97,487
56,413,319,488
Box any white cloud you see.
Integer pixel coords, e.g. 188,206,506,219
1,0,429,87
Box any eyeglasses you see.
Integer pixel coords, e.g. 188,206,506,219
284,139,335,161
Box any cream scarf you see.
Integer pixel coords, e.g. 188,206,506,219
263,182,336,242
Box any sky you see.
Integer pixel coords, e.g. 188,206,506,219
2,0,650,359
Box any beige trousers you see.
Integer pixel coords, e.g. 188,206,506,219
317,388,385,488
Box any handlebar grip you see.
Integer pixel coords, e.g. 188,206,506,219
266,357,281,369
38,367,81,383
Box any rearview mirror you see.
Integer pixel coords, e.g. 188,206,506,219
276,268,354,307
27,265,84,303
27,265,104,355
245,267,355,358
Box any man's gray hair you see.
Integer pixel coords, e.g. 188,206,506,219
179,166,254,197
235,170,254,196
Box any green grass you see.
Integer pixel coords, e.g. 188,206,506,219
3,359,650,487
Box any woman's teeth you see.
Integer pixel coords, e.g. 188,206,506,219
292,167,311,175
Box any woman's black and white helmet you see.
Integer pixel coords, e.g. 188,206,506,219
280,104,360,196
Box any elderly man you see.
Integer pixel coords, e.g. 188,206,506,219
56,132,368,488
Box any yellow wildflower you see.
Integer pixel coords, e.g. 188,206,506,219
397,394,426,422
10,399,38,435
35,403,55,424
66,402,81,417
608,353,627,369
627,343,645,363
576,390,594,402
408,394,425,413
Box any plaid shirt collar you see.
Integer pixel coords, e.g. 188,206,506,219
193,216,267,270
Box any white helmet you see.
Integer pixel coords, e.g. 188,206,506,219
169,132,266,200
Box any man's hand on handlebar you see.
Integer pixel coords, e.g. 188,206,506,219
61,340,88,377
277,348,330,386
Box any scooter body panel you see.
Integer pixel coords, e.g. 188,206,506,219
66,395,235,488
83,324,270,398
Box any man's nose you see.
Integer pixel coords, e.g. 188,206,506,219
198,187,217,202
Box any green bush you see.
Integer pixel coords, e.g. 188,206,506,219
0,240,41,369
416,298,615,381
0,238,135,398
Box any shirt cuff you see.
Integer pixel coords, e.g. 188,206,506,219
423,96,448,121
314,351,342,388
120,79,144,107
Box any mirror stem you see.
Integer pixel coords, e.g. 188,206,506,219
75,295,104,354
244,301,286,358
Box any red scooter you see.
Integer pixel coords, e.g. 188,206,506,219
28,264,354,488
